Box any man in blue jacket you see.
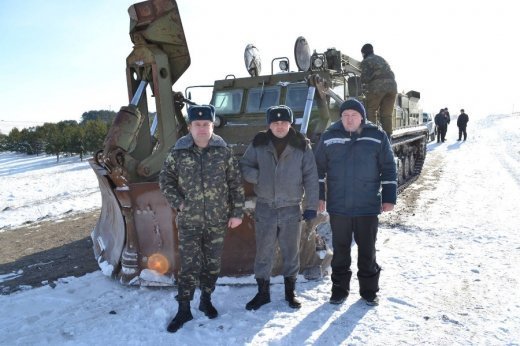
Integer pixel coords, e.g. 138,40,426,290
315,99,397,306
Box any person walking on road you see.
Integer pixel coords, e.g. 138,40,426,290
435,108,449,143
444,107,451,137
457,109,469,141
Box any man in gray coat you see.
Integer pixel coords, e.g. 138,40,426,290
240,105,319,310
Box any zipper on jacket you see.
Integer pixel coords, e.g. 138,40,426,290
272,145,281,209
199,149,207,225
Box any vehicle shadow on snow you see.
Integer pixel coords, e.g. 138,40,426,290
0,236,99,295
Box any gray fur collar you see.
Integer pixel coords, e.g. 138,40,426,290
174,133,227,150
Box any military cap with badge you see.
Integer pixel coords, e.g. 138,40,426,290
266,105,294,124
187,104,216,123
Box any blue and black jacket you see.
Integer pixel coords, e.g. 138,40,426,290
314,121,397,217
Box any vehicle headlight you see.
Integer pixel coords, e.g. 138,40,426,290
214,115,226,128
313,57,324,68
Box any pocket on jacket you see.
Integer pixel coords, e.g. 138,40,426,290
362,181,381,209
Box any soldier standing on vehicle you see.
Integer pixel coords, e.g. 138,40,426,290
159,104,245,333
315,99,396,306
360,43,398,136
240,105,319,311
457,109,469,141
435,108,449,143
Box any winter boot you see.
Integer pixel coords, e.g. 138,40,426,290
284,277,301,309
198,291,218,319
245,279,271,311
362,293,380,306
167,301,193,333
359,269,380,307
329,284,348,305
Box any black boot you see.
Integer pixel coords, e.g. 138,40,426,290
329,284,348,304
167,301,193,333
198,291,218,319
359,269,381,306
284,277,301,309
246,279,271,311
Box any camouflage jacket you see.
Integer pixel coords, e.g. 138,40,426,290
360,53,397,94
159,133,245,226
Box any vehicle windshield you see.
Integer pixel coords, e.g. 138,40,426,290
246,86,280,113
285,84,309,111
212,89,243,115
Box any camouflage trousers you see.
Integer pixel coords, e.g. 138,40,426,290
365,90,397,136
176,222,227,301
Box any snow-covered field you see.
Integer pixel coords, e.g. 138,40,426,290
0,154,100,230
1,113,520,345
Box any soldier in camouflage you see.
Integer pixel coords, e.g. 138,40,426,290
360,43,398,136
159,104,244,333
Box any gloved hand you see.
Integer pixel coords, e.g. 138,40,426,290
302,209,317,221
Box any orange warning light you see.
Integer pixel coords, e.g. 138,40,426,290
147,253,170,274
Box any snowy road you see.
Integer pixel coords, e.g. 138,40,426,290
378,114,520,344
0,114,519,345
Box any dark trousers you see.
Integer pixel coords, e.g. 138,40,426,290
437,125,447,142
458,126,467,140
329,214,381,297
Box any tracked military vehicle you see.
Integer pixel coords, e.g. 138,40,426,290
205,38,428,191
89,0,427,286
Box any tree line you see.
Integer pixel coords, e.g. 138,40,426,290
0,110,116,162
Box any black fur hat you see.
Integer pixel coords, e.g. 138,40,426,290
266,105,293,124
187,104,215,123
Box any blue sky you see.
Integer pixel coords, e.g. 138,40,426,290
1,0,519,127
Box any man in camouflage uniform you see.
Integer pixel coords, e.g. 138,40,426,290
360,43,398,136
159,104,244,333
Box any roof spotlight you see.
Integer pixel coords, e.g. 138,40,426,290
313,57,324,68
279,60,289,72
